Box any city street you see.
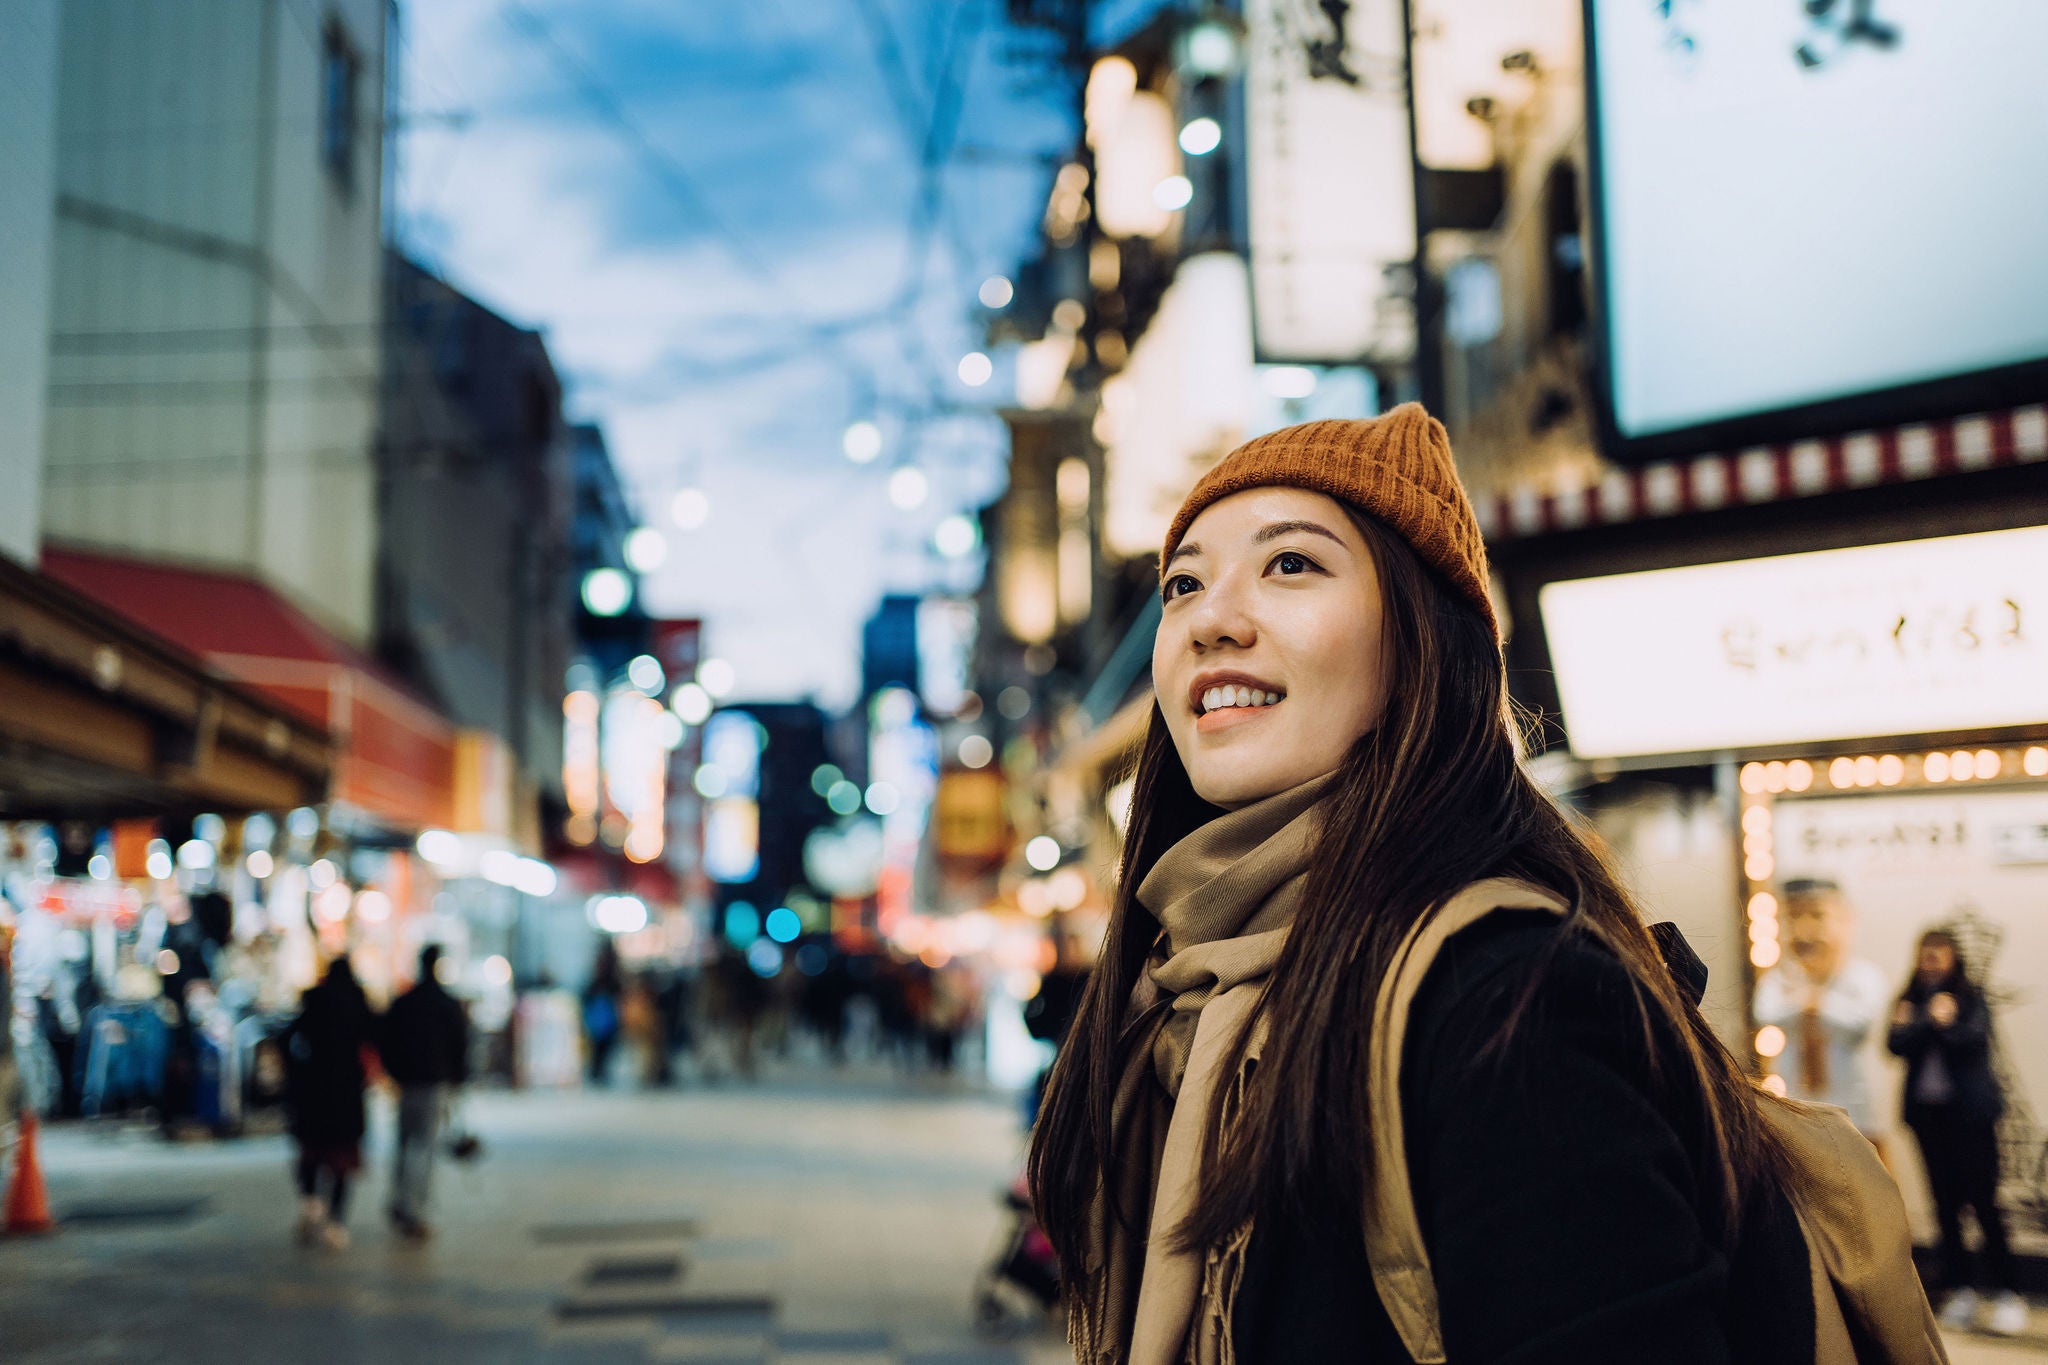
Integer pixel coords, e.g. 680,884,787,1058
1,1070,1070,1365
7,1066,2046,1363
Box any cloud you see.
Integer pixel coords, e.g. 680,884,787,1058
398,0,1066,707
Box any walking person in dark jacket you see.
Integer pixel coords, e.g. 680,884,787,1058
285,957,375,1250
379,944,470,1241
1889,927,2027,1336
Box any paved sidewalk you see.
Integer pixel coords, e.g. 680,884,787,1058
2,1070,1071,1364
2,1068,2041,1362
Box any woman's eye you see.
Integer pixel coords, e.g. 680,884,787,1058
1272,552,1314,575
1163,574,1200,600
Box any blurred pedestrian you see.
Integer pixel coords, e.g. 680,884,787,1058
284,957,375,1250
620,971,662,1087
582,941,623,1086
926,963,979,1073
797,951,852,1064
378,945,469,1242
1022,930,1091,1127
0,906,18,1152
1888,928,2026,1336
650,967,692,1086
1751,878,1889,1140
707,945,766,1079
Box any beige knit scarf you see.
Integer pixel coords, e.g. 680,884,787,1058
1073,773,1336,1365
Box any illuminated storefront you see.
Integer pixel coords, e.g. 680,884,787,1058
1485,405,2048,1235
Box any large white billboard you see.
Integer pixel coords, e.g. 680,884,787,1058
1539,525,2048,759
1587,0,2048,454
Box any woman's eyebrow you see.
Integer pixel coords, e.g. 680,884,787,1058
1164,542,1203,568
1252,519,1344,546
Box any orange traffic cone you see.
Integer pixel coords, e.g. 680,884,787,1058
5,1112,57,1235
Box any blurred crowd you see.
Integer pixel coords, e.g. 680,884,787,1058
573,942,990,1089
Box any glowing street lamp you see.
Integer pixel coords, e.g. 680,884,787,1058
842,420,883,464
670,487,710,530
1178,117,1221,155
889,466,930,510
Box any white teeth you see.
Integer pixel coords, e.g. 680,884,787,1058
1198,685,1284,713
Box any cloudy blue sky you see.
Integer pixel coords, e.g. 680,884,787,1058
393,0,1094,708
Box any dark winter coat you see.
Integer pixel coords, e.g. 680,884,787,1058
1887,977,2003,1127
284,975,375,1156
379,979,471,1087
1231,912,1815,1365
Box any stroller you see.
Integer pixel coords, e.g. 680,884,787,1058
972,1173,1062,1335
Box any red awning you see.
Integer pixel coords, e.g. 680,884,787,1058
40,545,456,832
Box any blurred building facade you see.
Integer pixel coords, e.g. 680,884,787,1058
0,0,60,566
39,0,390,640
379,251,574,843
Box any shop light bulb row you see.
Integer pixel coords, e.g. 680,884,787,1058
1740,745,2048,796
1739,739,2046,1078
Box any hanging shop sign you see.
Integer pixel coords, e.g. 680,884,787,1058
1101,252,1255,558
1585,0,2048,460
1242,0,1416,364
933,769,1009,871
1540,525,2048,759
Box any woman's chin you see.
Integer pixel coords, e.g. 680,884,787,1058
1190,764,1314,810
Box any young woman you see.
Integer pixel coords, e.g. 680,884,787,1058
1889,929,2026,1336
1029,406,1820,1365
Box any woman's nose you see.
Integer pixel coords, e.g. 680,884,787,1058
1187,577,1256,650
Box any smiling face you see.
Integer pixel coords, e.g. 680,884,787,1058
1153,487,1391,808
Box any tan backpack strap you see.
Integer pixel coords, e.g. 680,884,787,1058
1364,879,1569,1365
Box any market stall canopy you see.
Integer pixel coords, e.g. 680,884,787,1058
40,545,457,832
0,551,331,819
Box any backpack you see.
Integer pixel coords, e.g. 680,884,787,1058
1361,879,1949,1365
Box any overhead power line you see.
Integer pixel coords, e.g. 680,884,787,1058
499,1,877,385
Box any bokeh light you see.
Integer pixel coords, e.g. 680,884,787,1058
697,657,736,697
842,420,883,464
888,466,929,510
670,486,711,529
581,567,630,617
624,526,668,573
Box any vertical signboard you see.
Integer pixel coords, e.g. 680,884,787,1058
1243,0,1417,364
649,619,703,878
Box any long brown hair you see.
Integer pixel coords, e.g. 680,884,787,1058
1028,506,1781,1281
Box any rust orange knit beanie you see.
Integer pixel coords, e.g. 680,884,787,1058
1159,403,1497,637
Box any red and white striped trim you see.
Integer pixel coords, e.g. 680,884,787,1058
1473,406,2048,542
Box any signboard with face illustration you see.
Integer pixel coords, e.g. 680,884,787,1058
1540,525,2048,759
1772,787,2048,1225
1585,0,2048,460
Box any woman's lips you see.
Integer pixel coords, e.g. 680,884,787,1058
1195,700,1280,734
